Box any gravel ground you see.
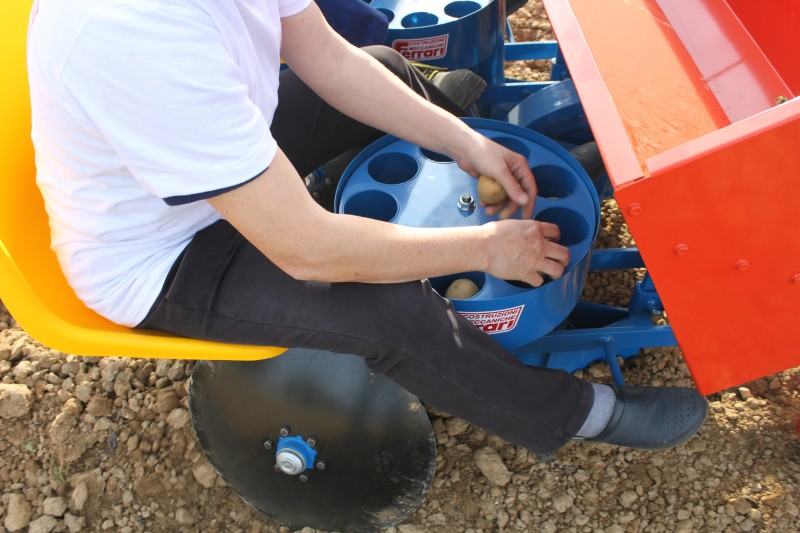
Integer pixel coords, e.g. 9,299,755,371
2,2,799,532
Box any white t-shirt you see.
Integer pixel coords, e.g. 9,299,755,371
27,0,311,326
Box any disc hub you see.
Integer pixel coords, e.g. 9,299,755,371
273,435,318,477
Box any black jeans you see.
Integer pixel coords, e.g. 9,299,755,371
138,46,593,453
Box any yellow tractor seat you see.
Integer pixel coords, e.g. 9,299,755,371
0,0,283,361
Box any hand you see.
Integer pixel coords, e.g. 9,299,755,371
483,219,569,286
455,134,537,220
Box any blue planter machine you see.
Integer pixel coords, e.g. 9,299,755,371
191,3,679,532
336,118,600,355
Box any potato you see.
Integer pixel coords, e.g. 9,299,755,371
476,175,507,204
445,278,480,299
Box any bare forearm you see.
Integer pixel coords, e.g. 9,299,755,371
208,150,491,284
314,47,476,159
281,212,491,283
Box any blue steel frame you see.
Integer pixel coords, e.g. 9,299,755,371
480,40,568,110
517,249,677,386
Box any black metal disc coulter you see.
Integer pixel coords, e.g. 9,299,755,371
189,348,436,532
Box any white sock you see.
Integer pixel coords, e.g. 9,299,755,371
575,383,616,438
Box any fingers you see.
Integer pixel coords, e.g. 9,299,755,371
520,195,536,221
483,198,511,217
485,198,530,220
477,150,536,219
498,199,521,220
496,160,536,219
515,162,537,220
523,226,569,285
540,220,569,271
545,241,570,268
538,221,561,242
481,181,534,220
521,272,545,287
496,170,529,207
519,255,567,287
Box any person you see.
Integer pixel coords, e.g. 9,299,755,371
26,0,707,455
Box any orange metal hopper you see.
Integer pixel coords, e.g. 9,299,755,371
543,0,800,394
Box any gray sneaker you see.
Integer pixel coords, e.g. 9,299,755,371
579,385,708,450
